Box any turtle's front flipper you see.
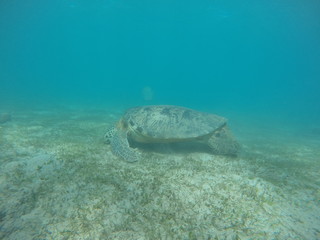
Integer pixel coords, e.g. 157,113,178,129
110,130,139,162
105,126,116,144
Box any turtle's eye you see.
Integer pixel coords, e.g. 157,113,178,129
215,132,221,137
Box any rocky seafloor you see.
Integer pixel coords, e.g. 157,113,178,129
0,106,319,240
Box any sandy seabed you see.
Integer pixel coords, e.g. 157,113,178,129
0,105,319,240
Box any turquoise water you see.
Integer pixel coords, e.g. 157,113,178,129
1,0,320,118
1,1,320,239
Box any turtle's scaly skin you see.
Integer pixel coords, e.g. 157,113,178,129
110,129,139,162
105,105,239,162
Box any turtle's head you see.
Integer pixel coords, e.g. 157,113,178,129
117,118,129,131
105,118,129,144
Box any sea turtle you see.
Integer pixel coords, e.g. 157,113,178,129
105,105,239,162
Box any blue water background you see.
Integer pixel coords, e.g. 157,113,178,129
1,0,319,124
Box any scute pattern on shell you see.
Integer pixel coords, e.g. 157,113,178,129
123,105,227,140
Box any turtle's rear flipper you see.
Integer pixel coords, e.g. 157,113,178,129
110,131,139,162
208,126,240,156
